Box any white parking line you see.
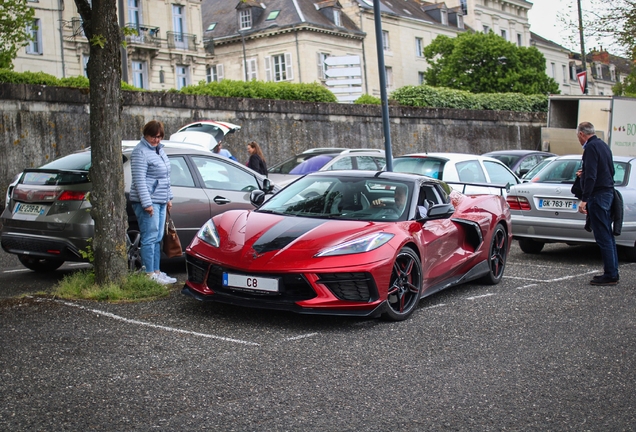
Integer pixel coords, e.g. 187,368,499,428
2,268,31,273
505,270,597,283
466,293,495,300
49,299,260,346
517,283,539,290
284,333,319,341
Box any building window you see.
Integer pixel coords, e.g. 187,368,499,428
596,63,602,78
460,0,467,15
26,19,42,54
440,9,448,25
128,0,141,28
415,38,423,57
483,25,490,33
610,67,616,82
551,62,556,78
172,5,186,48
385,66,393,90
82,54,89,77
517,33,522,46
265,53,293,82
418,71,425,85
245,58,256,80
239,9,252,30
457,15,464,29
175,65,189,90
382,30,390,51
317,52,329,80
562,65,567,83
132,61,147,89
206,64,224,82
500,29,507,41
333,9,341,26
159,69,165,84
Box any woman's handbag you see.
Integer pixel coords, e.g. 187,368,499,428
163,210,183,258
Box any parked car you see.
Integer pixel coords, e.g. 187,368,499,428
268,148,386,186
506,154,636,261
482,150,556,178
169,120,241,150
520,156,558,182
1,142,276,272
391,152,521,195
181,170,512,321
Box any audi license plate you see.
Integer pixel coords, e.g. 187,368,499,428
14,203,46,215
538,199,577,210
223,272,279,292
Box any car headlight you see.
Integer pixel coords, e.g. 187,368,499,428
197,219,220,247
315,232,394,257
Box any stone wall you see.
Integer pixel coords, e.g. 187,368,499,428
0,83,546,208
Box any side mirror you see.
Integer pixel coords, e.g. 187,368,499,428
417,203,455,221
250,190,266,207
262,177,272,193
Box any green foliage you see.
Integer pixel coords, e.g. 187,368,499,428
423,32,559,95
354,94,382,105
612,69,636,96
181,79,337,103
54,269,171,301
391,85,548,112
78,238,94,262
0,69,143,90
0,0,36,69
90,34,106,48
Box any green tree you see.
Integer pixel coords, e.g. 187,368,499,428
0,0,36,69
423,32,560,95
74,0,128,285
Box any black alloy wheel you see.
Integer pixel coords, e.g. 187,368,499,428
480,224,508,285
382,247,422,321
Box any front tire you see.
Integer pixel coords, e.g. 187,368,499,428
382,247,422,321
480,224,508,285
518,238,544,254
18,255,64,272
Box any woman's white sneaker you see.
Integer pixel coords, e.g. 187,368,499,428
159,272,177,284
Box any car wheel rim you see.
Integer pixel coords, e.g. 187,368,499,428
490,227,507,279
387,251,421,315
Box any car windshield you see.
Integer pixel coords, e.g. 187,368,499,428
289,155,334,174
522,157,556,181
488,154,521,168
258,175,412,222
392,157,444,179
532,159,582,183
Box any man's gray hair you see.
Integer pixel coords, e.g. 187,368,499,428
577,122,595,136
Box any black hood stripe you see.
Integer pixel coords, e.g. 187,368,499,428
252,218,326,254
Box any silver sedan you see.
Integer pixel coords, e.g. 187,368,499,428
506,154,636,261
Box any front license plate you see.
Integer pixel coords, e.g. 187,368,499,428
223,272,279,292
14,203,46,215
538,199,577,210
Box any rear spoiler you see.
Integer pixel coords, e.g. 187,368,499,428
444,181,511,196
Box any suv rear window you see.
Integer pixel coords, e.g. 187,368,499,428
41,151,92,171
393,157,445,180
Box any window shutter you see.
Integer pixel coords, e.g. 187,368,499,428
316,52,322,79
285,52,293,81
217,64,224,81
265,56,272,81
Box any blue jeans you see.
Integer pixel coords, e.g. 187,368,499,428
588,190,619,278
132,203,167,273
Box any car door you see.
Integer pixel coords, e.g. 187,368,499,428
482,160,520,195
167,155,213,248
188,154,260,219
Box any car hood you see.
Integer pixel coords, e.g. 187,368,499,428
191,210,398,271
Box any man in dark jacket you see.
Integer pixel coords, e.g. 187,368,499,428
577,122,619,285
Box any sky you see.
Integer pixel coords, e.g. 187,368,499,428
527,0,617,54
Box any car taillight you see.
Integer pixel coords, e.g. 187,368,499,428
58,190,88,201
506,195,531,210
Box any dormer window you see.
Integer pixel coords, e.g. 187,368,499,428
333,9,341,26
440,9,448,25
239,9,252,30
610,66,616,82
596,63,602,79
457,15,464,29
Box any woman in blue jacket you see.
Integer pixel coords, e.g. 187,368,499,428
129,120,177,284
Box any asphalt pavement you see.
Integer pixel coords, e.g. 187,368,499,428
1,242,635,430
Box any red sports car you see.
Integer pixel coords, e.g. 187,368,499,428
182,171,511,321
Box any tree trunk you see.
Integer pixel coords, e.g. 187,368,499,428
79,0,128,284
